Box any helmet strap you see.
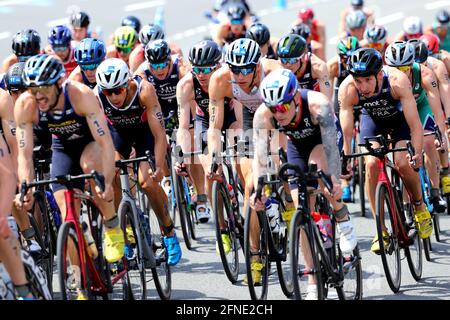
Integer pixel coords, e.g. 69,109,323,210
248,63,259,91
48,84,63,112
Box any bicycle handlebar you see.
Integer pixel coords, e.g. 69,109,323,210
277,163,334,194
115,150,156,172
424,125,445,154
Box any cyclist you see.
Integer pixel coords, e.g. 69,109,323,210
251,68,357,299
106,26,137,66
15,55,125,272
245,23,278,60
339,48,432,252
341,10,367,41
291,23,325,61
339,0,374,34
385,41,448,213
45,25,78,77
361,25,390,59
421,33,450,74
213,4,249,47
69,38,106,89
69,11,91,45
395,16,423,41
121,16,141,35
95,58,181,266
425,10,450,52
129,24,182,73
292,8,326,55
1,29,41,73
277,34,333,100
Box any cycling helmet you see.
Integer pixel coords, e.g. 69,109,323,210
48,25,72,47
277,34,307,58
348,48,383,77
403,16,423,35
260,68,298,106
12,29,41,57
145,39,171,64
245,23,270,46
227,5,246,23
70,11,90,28
5,62,26,92
298,8,314,22
337,36,360,58
385,41,415,67
122,16,142,33
22,54,64,87
291,23,311,41
346,10,367,29
351,0,364,7
139,24,165,46
420,33,440,54
408,39,429,64
364,25,388,44
225,38,261,67
436,10,450,25
114,26,137,51
189,40,221,67
74,38,106,65
96,58,130,89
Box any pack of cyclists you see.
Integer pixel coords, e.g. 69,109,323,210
0,0,449,301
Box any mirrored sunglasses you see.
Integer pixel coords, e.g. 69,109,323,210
230,65,255,76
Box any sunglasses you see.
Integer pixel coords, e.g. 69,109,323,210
150,60,169,70
396,65,411,72
80,63,100,71
280,57,301,65
102,86,127,96
52,45,69,52
29,85,53,95
230,65,255,76
117,47,132,54
406,33,422,40
230,19,243,25
368,42,384,50
9,88,26,95
192,66,217,75
267,101,292,114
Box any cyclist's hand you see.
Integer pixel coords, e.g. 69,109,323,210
250,193,267,212
96,183,114,203
14,191,33,211
0,216,11,238
149,167,164,183
206,165,222,181
324,176,343,200
407,153,422,170
174,162,188,177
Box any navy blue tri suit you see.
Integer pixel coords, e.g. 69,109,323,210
193,75,236,151
81,71,96,89
356,67,411,144
37,81,93,192
96,75,154,159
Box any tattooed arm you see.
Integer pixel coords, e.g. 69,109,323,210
312,54,333,100
432,58,450,120
0,132,15,216
176,75,195,158
0,90,18,175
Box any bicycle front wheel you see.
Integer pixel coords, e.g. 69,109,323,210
173,173,193,250
375,182,401,293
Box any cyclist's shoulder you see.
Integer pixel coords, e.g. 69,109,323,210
68,66,83,81
261,58,281,74
177,72,194,91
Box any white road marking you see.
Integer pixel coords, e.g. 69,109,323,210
124,1,166,12
0,0,35,6
375,12,405,25
424,0,450,10
0,32,11,40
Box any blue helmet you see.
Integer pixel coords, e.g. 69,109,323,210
22,54,65,87
74,38,106,65
260,68,299,106
48,25,72,46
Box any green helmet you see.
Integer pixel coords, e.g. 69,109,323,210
337,36,360,59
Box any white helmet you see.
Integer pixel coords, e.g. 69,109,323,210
346,10,367,29
260,68,299,107
96,58,130,89
385,41,415,67
225,38,261,67
403,16,423,35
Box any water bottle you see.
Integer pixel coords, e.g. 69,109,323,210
311,212,332,249
228,184,237,206
45,191,61,229
154,7,165,30
0,262,14,300
7,216,18,239
81,221,98,259
265,197,280,233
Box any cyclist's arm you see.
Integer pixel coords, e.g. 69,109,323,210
212,23,228,47
177,56,192,79
432,59,450,119
311,54,333,100
421,65,446,135
1,54,16,73
338,76,358,156
129,45,144,73
309,91,341,180
441,51,450,75
0,132,15,215
141,81,167,169
13,93,35,185
0,91,18,174
312,40,325,61
176,75,194,157
326,56,339,89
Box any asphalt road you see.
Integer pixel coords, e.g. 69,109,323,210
1,0,449,300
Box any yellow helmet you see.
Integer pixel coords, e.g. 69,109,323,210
114,26,137,53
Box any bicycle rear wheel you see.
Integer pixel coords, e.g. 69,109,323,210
358,155,366,217
212,181,240,283
433,212,441,242
423,238,432,262
173,172,193,250
289,210,323,300
244,205,270,300
375,182,401,293
21,249,52,300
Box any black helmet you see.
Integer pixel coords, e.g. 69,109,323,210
245,23,270,46
351,0,363,7
436,9,450,25
5,62,26,92
145,39,171,64
122,16,142,33
227,5,246,22
189,40,221,67
290,23,311,41
408,39,429,64
348,48,383,77
70,11,90,28
277,34,307,58
12,29,41,58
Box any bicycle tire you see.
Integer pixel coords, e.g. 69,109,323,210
289,210,323,300
402,204,423,281
21,249,52,300
433,212,441,243
423,238,432,262
338,245,363,300
173,171,193,250
212,181,240,284
358,155,366,217
183,180,197,241
375,182,401,293
118,202,146,300
244,204,269,300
